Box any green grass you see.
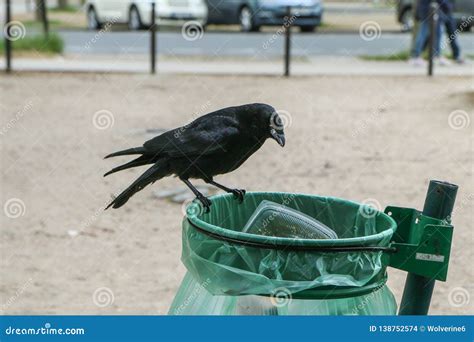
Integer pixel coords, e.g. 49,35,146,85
50,5,80,13
359,50,457,62
22,19,63,29
0,33,63,55
359,50,411,61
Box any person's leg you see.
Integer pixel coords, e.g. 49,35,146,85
410,20,420,56
445,15,461,59
433,16,442,57
413,20,429,57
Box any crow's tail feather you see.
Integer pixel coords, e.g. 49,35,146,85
103,155,152,177
106,161,169,210
104,147,147,159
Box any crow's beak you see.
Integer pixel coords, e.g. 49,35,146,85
271,129,285,147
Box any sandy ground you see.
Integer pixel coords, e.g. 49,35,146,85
0,73,472,315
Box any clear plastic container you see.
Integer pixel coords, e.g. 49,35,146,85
242,200,338,239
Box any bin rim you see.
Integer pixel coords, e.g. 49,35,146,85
186,191,397,248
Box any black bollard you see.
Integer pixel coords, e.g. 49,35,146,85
150,2,156,74
40,0,49,38
398,180,458,315
5,0,12,73
284,6,292,77
427,1,438,77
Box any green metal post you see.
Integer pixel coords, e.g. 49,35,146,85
398,180,458,315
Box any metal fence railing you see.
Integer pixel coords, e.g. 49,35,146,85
3,0,450,77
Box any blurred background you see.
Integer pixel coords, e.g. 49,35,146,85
1,0,472,71
1,0,473,316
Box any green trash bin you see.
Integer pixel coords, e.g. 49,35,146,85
169,192,398,315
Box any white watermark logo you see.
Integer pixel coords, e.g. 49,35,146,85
181,21,204,41
181,198,205,218
448,110,470,130
448,287,470,308
359,198,382,219
270,287,292,307
270,109,292,130
92,287,114,307
4,198,26,218
92,110,115,130
3,21,26,41
359,21,382,41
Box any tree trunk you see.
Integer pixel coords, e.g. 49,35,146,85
34,0,43,21
58,0,68,9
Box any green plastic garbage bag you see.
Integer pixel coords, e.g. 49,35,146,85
169,272,397,315
169,192,398,315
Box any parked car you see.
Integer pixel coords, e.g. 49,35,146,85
86,0,208,30
397,0,473,32
206,0,323,32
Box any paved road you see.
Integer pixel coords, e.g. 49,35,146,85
61,30,474,57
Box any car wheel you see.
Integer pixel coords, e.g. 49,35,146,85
87,7,101,30
128,6,143,31
400,8,413,32
300,25,316,33
239,6,258,32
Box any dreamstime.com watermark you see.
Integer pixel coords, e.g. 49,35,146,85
181,21,204,41
173,100,212,139
270,287,292,307
0,98,36,137
270,109,293,130
257,193,296,232
358,198,382,219
448,286,470,308
262,14,298,50
84,17,119,50
441,16,473,50
359,21,382,41
351,283,385,314
351,100,390,138
173,278,211,314
448,110,471,130
92,287,115,308
93,109,115,130
3,21,26,41
3,198,26,219
4,323,85,336
1,278,33,314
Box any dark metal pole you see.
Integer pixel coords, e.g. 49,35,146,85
427,1,438,77
5,0,12,73
150,1,156,74
40,0,49,38
284,6,291,77
399,180,458,315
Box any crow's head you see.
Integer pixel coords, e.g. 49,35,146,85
250,103,286,147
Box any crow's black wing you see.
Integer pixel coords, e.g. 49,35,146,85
143,115,241,158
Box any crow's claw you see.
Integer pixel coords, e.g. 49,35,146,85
197,195,212,213
231,189,246,203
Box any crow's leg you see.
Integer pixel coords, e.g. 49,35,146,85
181,179,212,212
206,179,246,203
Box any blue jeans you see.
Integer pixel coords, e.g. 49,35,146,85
440,11,461,59
412,18,441,57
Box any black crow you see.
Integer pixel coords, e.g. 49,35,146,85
104,103,286,212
